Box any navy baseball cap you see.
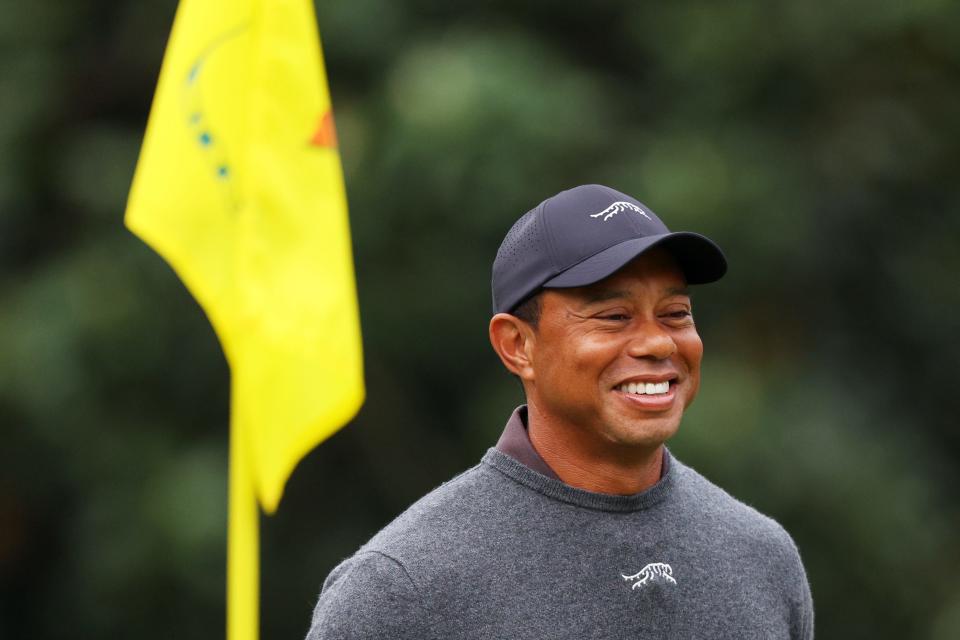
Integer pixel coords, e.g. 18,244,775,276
492,184,727,314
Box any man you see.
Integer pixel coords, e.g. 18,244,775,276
306,184,814,639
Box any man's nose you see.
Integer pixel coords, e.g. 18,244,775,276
625,321,677,360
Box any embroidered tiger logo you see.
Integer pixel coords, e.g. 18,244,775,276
621,562,676,589
588,201,652,222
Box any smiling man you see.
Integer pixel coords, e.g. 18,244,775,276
498,249,704,496
306,184,814,639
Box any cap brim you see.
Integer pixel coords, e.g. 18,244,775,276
542,232,727,289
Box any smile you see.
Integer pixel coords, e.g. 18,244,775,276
615,381,671,396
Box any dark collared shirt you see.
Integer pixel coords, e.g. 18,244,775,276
494,405,561,479
494,404,669,481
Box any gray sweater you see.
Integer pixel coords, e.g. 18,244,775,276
306,448,813,639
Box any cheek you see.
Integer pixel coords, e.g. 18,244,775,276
679,331,703,398
570,335,625,384
537,334,617,393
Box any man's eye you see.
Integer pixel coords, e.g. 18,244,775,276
599,314,630,321
664,310,692,320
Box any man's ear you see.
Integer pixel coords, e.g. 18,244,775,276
489,313,536,381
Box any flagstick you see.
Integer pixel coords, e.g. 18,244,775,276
228,397,259,640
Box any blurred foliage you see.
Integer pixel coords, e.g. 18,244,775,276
1,0,959,638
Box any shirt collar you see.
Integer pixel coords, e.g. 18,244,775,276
494,404,670,481
494,405,561,480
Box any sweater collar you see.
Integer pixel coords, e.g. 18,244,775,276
487,405,676,512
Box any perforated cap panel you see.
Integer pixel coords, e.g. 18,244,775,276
491,204,554,313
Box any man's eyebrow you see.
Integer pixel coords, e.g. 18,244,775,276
579,286,691,304
581,289,630,304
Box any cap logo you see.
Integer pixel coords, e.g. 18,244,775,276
589,201,651,222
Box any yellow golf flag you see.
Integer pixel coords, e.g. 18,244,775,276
125,0,363,638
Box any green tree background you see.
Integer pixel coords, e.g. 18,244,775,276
2,0,959,637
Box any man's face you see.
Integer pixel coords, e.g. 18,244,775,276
524,248,702,451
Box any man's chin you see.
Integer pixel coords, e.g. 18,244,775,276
603,417,681,451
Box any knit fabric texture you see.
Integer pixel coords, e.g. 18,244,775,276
306,448,814,639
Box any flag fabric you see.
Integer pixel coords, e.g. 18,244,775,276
125,0,364,637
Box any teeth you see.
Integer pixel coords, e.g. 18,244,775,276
618,381,671,395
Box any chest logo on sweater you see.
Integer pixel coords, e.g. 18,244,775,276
621,562,676,590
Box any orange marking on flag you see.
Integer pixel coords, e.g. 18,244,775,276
310,110,337,148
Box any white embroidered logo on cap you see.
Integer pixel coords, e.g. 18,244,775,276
589,201,652,222
621,563,676,590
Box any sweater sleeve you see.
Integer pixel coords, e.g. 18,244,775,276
787,539,814,640
305,551,430,640
796,560,814,640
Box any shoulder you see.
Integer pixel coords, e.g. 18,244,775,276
672,458,807,569
306,551,428,640
672,458,814,637
359,459,511,558
306,462,510,639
